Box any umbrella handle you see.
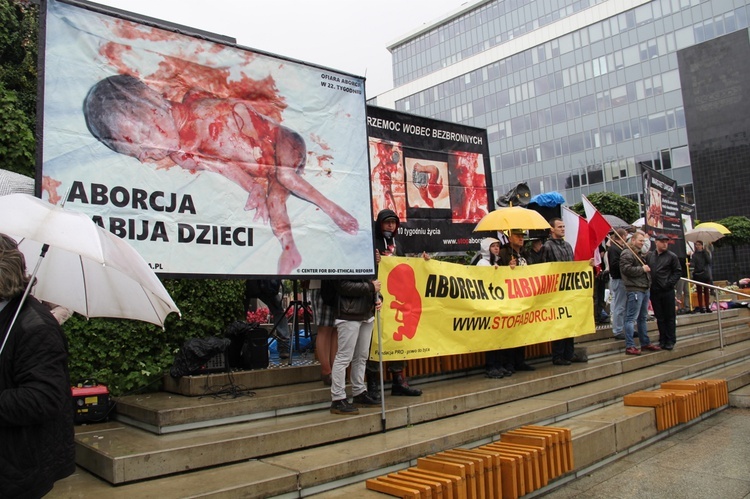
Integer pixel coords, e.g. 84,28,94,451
0,245,49,361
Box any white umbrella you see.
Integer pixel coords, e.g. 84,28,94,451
0,169,34,196
684,226,726,244
632,217,645,228
0,194,180,332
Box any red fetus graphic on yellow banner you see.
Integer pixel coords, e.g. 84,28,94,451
387,263,422,341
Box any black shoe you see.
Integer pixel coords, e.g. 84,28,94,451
353,392,380,407
662,344,674,351
503,364,516,374
515,363,536,371
613,333,626,340
485,368,505,379
330,399,359,415
366,376,382,401
552,358,571,366
570,354,588,363
391,372,422,396
277,339,291,359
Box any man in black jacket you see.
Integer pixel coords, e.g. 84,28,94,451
0,236,76,498
649,234,682,350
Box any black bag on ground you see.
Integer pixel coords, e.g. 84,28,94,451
170,337,231,377
224,321,269,370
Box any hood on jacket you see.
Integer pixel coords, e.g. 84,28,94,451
375,209,400,239
479,237,501,262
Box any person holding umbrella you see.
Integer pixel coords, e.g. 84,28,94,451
0,234,76,497
690,240,713,313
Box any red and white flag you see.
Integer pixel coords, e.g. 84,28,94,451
561,205,592,261
582,195,612,252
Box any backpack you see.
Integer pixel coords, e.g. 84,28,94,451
320,280,338,307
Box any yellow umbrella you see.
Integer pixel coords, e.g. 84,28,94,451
474,206,551,232
694,222,730,234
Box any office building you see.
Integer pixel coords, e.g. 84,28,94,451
372,0,750,280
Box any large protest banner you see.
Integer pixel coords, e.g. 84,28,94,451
640,164,686,258
366,106,493,254
39,0,374,278
371,257,595,361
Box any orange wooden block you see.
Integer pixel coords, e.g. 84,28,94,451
478,445,524,499
366,477,423,498
389,472,443,499
661,380,709,413
502,430,559,478
624,390,677,431
433,452,484,499
702,379,729,407
400,470,455,499
482,443,540,492
456,449,502,499
410,468,465,499
377,476,433,499
520,426,574,473
418,457,472,499
446,449,497,499
489,441,548,487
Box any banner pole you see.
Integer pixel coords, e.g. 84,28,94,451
376,309,386,433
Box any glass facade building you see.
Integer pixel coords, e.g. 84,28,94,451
372,0,750,211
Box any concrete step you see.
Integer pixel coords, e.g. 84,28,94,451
52,348,750,498
114,311,744,434
71,321,750,486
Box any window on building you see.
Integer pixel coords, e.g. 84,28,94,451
672,146,690,168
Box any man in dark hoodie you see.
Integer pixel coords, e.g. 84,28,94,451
365,209,423,399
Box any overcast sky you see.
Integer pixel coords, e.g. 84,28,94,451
94,0,470,97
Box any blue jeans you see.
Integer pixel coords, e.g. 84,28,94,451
609,278,626,335
624,290,652,349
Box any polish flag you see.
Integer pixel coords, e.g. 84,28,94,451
561,205,592,261
582,195,612,252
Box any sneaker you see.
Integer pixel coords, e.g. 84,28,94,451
485,368,505,379
352,392,380,407
641,344,662,352
330,399,359,415
552,358,571,366
613,333,626,340
625,347,641,355
515,363,536,371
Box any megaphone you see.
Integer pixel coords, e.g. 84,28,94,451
496,182,531,207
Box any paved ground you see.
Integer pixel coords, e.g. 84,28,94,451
539,407,750,499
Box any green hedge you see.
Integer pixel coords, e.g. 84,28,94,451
65,278,245,396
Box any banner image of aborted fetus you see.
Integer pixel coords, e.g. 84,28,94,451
404,158,449,209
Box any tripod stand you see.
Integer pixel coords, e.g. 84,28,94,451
268,280,312,366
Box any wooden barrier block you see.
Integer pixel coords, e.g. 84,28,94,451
624,391,677,431
457,449,502,499
410,468,465,499
366,477,423,498
521,426,574,473
489,441,548,487
502,429,559,478
400,470,454,499
702,379,729,407
446,449,497,499
389,472,444,499
376,476,433,499
659,389,699,423
477,445,523,499
660,380,709,413
418,457,473,499
433,452,484,499
481,443,540,492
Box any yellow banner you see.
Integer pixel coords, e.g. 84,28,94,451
372,257,595,360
